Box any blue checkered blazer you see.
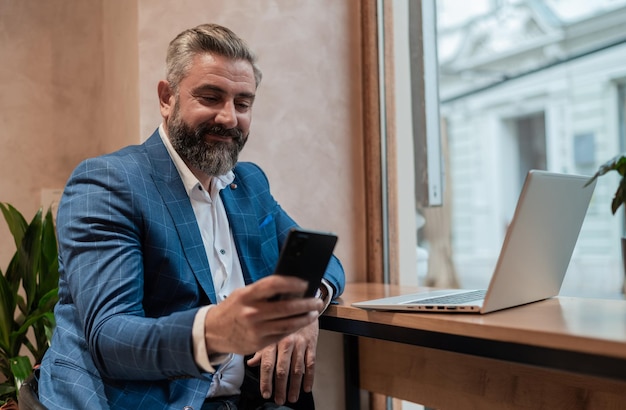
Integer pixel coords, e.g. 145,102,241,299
39,130,345,409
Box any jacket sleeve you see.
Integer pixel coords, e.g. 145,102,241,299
56,155,206,381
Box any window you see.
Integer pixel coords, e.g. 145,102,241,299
391,0,626,298
371,3,626,409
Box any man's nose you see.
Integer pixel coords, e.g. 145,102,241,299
215,101,237,129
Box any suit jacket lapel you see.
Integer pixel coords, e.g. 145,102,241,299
144,131,218,304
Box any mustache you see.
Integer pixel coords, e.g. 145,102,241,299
197,124,244,140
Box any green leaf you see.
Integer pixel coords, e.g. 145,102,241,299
611,176,626,215
37,288,59,312
9,356,32,398
13,307,55,338
18,209,44,313
39,207,59,296
42,312,56,342
616,156,626,176
11,298,57,363
0,380,16,399
14,294,26,317
4,254,21,295
0,203,27,251
0,273,15,350
585,153,626,185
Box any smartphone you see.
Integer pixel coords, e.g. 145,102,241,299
272,227,338,299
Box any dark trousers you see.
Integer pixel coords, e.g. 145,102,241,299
202,359,315,410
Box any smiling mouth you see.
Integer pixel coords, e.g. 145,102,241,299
205,133,233,142
199,124,242,142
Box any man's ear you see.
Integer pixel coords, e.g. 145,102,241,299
157,80,174,120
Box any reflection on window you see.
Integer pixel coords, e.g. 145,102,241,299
417,0,626,298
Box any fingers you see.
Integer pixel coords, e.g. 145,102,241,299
287,339,306,403
301,342,316,394
258,345,277,400
243,275,309,302
297,321,318,398
273,334,300,405
246,351,262,367
252,321,319,406
254,337,295,406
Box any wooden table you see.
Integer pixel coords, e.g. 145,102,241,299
319,283,626,409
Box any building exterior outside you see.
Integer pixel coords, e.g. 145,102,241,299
433,0,626,297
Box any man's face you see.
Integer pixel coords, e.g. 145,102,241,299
161,53,256,176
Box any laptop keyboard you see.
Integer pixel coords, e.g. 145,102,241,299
407,289,487,305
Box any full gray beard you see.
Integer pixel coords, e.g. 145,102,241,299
168,118,247,177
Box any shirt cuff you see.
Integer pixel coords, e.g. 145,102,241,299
318,279,334,314
192,305,232,373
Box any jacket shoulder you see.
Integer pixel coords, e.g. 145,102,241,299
233,162,270,188
70,143,149,177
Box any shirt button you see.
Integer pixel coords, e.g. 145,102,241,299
183,406,194,410
219,249,226,255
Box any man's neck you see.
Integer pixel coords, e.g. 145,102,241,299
187,163,213,192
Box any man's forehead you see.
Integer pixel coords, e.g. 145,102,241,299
183,53,256,91
192,53,254,76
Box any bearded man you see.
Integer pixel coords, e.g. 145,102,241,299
38,23,345,410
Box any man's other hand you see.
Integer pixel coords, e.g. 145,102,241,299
246,319,319,405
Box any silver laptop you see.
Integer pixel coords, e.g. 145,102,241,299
353,170,597,314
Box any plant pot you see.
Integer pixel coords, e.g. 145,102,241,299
622,237,626,294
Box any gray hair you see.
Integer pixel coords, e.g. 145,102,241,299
166,23,262,92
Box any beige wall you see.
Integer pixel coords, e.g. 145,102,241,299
0,0,140,264
102,0,140,153
1,1,366,407
0,0,102,263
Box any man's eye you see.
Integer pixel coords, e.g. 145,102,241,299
200,95,218,103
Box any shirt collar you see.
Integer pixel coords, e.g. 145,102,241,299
158,124,235,198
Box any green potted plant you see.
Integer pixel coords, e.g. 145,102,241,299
586,153,626,294
0,203,59,409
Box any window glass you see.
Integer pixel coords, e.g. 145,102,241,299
415,0,626,298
